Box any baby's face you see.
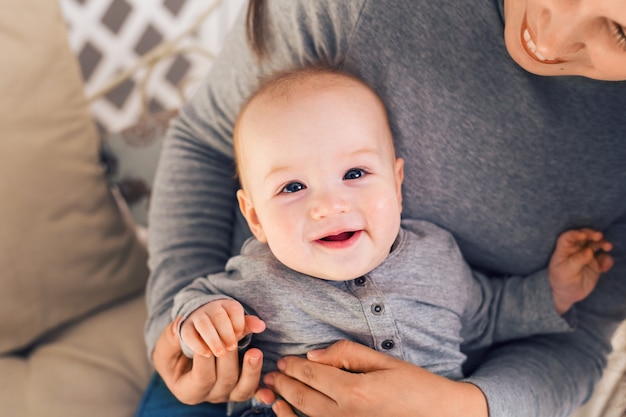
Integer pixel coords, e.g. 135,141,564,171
236,77,404,281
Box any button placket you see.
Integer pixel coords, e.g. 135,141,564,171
347,275,402,357
381,340,395,350
371,303,384,315
354,277,367,286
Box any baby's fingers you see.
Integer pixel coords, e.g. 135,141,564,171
595,252,614,273
244,315,267,335
566,246,596,270
192,315,233,357
208,307,245,355
586,238,613,255
579,228,604,241
180,322,216,358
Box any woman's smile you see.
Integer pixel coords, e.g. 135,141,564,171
504,0,626,79
522,26,560,63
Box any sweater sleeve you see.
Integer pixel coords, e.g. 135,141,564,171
171,271,237,359
143,0,364,358
144,6,253,358
143,2,626,417
464,214,626,417
460,268,574,350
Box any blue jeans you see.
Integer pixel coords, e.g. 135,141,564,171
135,372,275,417
135,372,228,416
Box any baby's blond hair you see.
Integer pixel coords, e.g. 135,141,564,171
233,66,393,185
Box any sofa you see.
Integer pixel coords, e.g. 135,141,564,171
0,1,152,416
0,1,623,417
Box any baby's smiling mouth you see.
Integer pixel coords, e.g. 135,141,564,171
321,231,356,242
315,230,362,248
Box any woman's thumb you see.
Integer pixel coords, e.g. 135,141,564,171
306,339,395,373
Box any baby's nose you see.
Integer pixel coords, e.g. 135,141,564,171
309,190,350,219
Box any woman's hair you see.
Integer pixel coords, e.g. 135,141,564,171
246,0,268,60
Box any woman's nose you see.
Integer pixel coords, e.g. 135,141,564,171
533,8,586,60
309,189,350,219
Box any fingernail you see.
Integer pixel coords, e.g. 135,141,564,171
263,374,274,387
253,392,267,405
249,353,260,366
307,349,321,359
276,358,285,371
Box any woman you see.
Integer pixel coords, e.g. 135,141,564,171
137,0,626,416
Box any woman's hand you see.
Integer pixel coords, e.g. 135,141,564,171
257,340,488,417
151,318,264,405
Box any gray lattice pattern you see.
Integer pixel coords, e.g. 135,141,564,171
60,0,246,133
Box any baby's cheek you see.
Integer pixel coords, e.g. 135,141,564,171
371,195,399,215
264,215,303,256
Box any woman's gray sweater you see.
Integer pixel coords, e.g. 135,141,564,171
146,1,626,416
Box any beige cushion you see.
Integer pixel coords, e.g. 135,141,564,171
0,356,27,417
571,320,626,417
0,0,149,354
0,294,153,417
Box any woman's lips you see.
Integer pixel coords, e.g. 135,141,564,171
521,20,561,64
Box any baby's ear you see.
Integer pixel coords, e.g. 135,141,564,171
237,189,267,242
395,157,405,210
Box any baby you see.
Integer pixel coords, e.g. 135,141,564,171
172,67,612,414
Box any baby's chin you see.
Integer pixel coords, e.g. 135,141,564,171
296,263,380,282
275,244,391,281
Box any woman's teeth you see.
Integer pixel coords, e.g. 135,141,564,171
524,28,551,61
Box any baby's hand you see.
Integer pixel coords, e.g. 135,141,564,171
549,228,613,315
180,299,266,358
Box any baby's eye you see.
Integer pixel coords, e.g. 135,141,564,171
344,168,365,180
282,182,305,193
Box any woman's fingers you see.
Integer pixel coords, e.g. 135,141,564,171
153,319,218,404
228,347,265,401
263,364,337,417
306,339,395,372
262,341,398,417
271,399,302,417
262,340,488,417
152,319,263,404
